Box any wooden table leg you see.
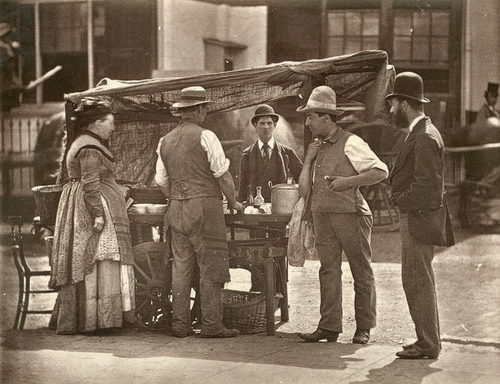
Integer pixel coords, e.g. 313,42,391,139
264,258,276,336
276,255,289,322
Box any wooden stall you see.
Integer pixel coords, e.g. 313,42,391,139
61,50,395,334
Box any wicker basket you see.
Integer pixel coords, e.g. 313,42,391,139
32,185,63,225
222,289,282,334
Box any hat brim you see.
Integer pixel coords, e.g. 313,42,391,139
385,93,430,103
172,100,213,109
251,113,279,125
296,104,344,115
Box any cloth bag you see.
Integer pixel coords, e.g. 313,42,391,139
287,197,316,266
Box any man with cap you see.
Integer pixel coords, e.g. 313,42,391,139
155,86,244,338
386,72,454,359
238,104,303,204
476,82,499,124
296,85,388,345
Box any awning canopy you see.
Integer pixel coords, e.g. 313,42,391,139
63,50,394,185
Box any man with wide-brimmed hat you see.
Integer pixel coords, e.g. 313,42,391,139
238,104,303,204
476,82,499,124
296,85,388,345
386,72,454,359
155,86,243,338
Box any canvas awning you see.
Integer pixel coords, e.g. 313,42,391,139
63,50,394,184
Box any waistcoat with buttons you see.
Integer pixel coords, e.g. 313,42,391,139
159,122,222,200
311,128,368,213
256,149,281,202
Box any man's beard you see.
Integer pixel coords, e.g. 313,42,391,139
391,107,410,129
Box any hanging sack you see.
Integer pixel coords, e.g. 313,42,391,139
287,197,316,266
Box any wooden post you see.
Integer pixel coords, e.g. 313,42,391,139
277,255,289,322
56,101,75,184
264,257,276,336
319,0,328,58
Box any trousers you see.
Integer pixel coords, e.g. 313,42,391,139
167,197,230,336
313,212,376,333
399,211,441,357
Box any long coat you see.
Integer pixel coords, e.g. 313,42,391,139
390,117,454,246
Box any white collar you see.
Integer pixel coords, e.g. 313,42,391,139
258,138,275,150
408,115,426,133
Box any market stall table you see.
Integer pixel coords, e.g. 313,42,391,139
225,212,291,334
128,211,292,335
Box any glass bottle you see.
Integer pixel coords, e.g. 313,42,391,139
254,186,264,208
246,185,254,206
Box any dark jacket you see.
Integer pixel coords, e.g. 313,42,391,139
238,140,303,202
390,117,454,246
390,117,445,212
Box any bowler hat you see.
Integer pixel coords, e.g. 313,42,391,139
172,86,213,108
251,104,279,125
385,72,430,103
296,85,344,115
485,82,499,97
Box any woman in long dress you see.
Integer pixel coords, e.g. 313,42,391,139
49,100,135,334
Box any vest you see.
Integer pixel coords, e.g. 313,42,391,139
256,150,281,202
311,129,368,213
159,122,222,200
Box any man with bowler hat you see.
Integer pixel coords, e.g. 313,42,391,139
238,104,303,204
297,85,388,344
155,86,244,338
238,104,303,291
476,82,499,124
386,72,455,359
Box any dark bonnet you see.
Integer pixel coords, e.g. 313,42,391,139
72,98,113,131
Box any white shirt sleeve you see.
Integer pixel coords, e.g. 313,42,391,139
154,137,169,187
200,129,230,178
345,135,389,176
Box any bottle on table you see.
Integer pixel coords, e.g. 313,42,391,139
254,186,264,208
246,185,254,207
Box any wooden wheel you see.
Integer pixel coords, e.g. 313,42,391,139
132,242,173,330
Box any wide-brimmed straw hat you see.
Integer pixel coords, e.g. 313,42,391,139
296,86,344,115
172,86,213,108
251,104,279,125
385,72,430,103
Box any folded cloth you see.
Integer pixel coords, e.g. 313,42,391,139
287,197,316,267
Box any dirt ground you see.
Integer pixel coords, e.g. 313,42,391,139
2,215,499,349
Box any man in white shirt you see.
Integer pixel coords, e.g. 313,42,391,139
238,104,303,203
296,86,388,345
155,86,243,338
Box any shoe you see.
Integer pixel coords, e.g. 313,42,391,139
298,328,339,342
172,329,195,338
402,343,415,350
396,346,438,359
352,329,370,344
200,327,239,338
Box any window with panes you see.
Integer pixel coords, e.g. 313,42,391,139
393,8,450,93
326,10,380,57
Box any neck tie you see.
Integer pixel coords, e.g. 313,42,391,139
262,143,269,162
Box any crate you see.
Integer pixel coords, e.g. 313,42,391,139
222,289,282,334
31,185,63,225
